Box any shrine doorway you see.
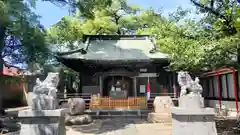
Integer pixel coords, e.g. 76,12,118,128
103,76,133,97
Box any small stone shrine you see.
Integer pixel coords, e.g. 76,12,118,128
147,96,173,123
172,71,217,135
18,72,66,135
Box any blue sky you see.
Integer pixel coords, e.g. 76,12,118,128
35,0,195,28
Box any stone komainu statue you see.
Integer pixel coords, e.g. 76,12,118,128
177,71,203,96
33,73,59,97
28,72,60,110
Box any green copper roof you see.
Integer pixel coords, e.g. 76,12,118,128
57,35,169,61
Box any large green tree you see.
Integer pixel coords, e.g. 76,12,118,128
47,0,142,50
0,0,69,115
189,0,240,66
46,1,209,71
47,0,239,72
137,7,237,71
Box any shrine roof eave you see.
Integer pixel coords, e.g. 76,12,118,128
56,56,169,65
56,56,170,72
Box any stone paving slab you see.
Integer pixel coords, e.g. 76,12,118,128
66,118,172,135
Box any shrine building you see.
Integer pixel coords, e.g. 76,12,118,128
56,35,176,99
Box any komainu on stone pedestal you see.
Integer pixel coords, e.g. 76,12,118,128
18,72,66,135
147,96,173,123
171,71,217,135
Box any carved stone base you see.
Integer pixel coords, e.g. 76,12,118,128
18,109,66,135
178,94,204,109
147,112,172,123
172,107,217,135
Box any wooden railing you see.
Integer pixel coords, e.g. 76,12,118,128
57,92,177,110
57,93,92,100
150,92,176,99
90,96,147,109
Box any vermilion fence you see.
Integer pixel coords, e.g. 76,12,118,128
90,96,147,109
200,67,239,115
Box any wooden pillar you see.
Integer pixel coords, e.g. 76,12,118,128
133,77,137,97
231,68,239,115
99,76,103,96
169,74,173,93
173,73,178,98
58,69,65,93
78,73,83,94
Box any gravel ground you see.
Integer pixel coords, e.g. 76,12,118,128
215,117,240,135
4,116,240,135
66,118,172,135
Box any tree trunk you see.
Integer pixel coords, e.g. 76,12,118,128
0,26,5,72
0,25,6,116
238,44,240,64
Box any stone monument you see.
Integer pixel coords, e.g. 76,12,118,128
148,96,173,123
18,72,66,135
65,98,92,125
172,71,217,135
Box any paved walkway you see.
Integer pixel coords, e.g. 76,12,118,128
66,118,172,135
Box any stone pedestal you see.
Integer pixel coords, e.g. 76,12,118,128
18,109,66,135
172,107,217,135
172,95,217,135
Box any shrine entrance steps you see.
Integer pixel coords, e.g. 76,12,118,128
84,109,151,118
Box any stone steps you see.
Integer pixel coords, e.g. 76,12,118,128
84,109,150,118
147,113,172,124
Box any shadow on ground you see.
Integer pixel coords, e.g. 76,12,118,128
70,118,149,134
0,116,21,134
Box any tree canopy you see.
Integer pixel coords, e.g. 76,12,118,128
1,0,237,72
0,0,74,113
46,0,240,71
0,0,71,70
